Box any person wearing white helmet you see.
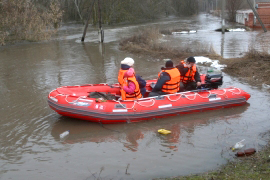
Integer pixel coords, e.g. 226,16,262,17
118,57,145,100
118,57,135,86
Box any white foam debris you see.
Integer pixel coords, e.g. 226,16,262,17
228,28,246,32
172,31,188,34
172,30,197,35
194,56,227,70
194,56,212,63
262,83,270,89
163,58,171,62
210,60,227,70
189,30,197,33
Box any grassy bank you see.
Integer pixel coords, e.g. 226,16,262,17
155,137,270,180
219,49,270,87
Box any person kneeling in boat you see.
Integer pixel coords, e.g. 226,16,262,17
176,56,201,91
148,60,181,97
118,58,143,100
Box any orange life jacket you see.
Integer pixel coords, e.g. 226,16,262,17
118,69,136,86
120,76,142,100
180,61,197,84
158,67,181,94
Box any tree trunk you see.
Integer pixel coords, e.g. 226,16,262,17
81,0,96,42
98,0,104,43
74,0,84,24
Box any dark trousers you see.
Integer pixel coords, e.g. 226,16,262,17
182,82,197,91
148,91,167,97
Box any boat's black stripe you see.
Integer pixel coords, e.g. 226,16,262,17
48,97,247,121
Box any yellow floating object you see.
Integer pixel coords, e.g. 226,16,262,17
158,129,171,135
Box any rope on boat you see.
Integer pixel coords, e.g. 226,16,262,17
113,99,137,110
113,98,156,111
136,99,156,107
166,94,182,102
228,87,242,94
65,95,82,104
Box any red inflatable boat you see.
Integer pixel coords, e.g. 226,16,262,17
48,73,251,124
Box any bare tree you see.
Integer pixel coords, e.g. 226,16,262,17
171,0,199,16
61,0,200,24
74,0,84,23
226,0,244,22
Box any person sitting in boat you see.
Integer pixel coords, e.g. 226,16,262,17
135,74,146,97
118,57,146,97
176,56,201,91
148,60,181,97
118,57,143,100
118,57,134,86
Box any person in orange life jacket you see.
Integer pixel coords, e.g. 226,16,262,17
148,60,181,97
176,56,201,91
118,57,135,86
118,57,146,97
118,58,144,100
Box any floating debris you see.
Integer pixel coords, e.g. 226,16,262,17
193,56,227,70
235,148,256,157
158,129,171,135
228,28,246,32
231,139,245,151
172,30,197,35
262,83,270,89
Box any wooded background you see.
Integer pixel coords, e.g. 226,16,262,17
0,0,257,44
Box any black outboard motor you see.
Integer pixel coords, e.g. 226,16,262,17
203,69,223,89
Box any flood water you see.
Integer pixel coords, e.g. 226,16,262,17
1,14,270,180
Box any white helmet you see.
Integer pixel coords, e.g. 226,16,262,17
121,57,134,66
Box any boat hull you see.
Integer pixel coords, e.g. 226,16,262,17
48,83,250,124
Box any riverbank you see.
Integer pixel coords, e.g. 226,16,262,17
219,52,270,88
119,28,270,179
155,132,270,180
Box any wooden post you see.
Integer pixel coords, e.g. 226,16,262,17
247,0,267,32
221,0,225,34
81,0,96,42
97,0,104,43
221,34,224,57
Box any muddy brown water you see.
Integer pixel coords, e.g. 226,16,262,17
1,14,270,180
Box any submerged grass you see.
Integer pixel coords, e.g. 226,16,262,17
119,27,217,60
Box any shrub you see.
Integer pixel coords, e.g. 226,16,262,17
0,0,63,45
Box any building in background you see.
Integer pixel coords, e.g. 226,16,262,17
236,2,270,28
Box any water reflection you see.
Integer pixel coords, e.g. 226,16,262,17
51,104,249,152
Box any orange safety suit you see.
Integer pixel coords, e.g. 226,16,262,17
158,68,181,94
180,61,197,84
118,69,137,85
120,76,142,100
